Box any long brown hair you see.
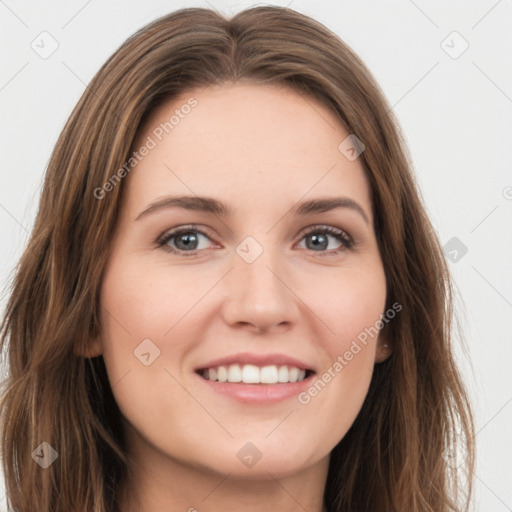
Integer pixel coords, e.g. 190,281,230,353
0,6,475,511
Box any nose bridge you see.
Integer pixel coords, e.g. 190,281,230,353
240,245,283,297
221,236,298,330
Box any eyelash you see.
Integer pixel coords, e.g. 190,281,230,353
156,224,354,258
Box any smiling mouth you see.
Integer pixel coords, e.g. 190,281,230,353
197,364,314,384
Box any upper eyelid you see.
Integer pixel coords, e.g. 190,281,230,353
157,225,216,247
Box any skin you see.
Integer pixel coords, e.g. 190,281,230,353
87,82,391,512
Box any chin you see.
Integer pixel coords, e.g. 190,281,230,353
180,437,324,479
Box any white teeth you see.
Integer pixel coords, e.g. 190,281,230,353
288,367,299,383
242,364,260,384
260,365,278,384
278,366,289,383
201,364,309,384
217,366,228,383
227,364,242,383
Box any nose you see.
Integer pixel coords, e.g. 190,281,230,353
220,247,299,334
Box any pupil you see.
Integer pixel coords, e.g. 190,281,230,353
177,232,197,250
308,233,327,251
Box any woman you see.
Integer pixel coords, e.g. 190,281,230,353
0,6,475,512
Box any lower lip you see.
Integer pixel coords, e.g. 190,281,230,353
196,373,314,404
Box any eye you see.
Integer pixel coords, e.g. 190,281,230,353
157,225,216,256
296,225,353,257
157,224,354,257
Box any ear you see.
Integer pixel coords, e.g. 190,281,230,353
374,331,393,363
75,336,104,358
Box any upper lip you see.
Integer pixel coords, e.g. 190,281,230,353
196,352,315,372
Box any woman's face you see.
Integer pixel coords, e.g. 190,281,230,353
92,83,389,480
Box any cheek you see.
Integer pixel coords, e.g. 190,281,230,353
100,255,208,347
294,263,385,426
301,262,386,349
98,258,206,436
297,303,378,444
98,254,225,417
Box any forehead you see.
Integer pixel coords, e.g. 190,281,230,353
125,82,372,221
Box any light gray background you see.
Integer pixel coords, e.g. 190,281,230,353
1,1,511,511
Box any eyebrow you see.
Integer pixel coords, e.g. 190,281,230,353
135,195,370,225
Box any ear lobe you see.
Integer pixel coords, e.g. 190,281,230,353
375,335,393,363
